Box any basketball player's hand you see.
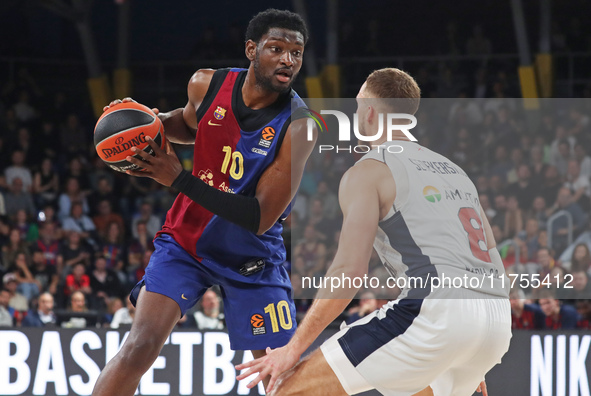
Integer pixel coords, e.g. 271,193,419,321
103,97,160,115
125,137,183,187
235,345,300,392
476,381,488,396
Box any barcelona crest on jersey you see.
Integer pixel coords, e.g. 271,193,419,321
214,106,226,120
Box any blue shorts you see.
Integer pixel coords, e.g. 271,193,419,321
130,234,296,351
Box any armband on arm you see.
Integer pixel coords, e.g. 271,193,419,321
171,170,261,233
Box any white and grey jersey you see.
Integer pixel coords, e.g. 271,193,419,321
359,140,508,299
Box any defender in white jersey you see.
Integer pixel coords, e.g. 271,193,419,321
237,68,511,396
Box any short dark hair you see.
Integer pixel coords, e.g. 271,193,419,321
245,9,308,44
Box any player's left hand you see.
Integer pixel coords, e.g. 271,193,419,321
125,137,183,187
235,345,300,392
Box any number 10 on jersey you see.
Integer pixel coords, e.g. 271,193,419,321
221,146,244,180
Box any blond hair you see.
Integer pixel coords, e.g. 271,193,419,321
364,68,421,114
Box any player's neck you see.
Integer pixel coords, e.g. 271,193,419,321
242,70,281,109
370,132,413,147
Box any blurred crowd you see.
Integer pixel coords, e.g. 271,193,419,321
289,96,591,330
0,77,225,330
1,64,591,333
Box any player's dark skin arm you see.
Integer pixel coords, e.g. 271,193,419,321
125,117,317,235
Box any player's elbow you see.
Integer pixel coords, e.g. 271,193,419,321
255,220,273,235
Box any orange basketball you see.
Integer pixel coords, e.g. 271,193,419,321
94,101,165,173
262,126,275,141
250,314,264,328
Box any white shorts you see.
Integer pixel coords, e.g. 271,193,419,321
321,295,512,396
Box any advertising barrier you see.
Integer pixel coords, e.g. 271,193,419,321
1,329,590,396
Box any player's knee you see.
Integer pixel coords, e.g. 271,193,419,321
119,334,163,370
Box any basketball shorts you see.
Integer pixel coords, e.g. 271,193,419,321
321,293,511,396
130,233,296,351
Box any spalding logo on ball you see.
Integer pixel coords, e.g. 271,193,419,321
94,102,165,172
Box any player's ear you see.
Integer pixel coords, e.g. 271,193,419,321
366,105,375,125
245,40,257,62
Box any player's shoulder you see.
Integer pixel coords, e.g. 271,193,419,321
342,158,391,190
189,68,216,87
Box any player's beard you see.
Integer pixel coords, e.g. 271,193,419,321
253,54,293,94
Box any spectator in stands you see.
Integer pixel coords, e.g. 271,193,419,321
188,289,224,330
60,114,88,157
506,148,525,185
548,188,588,253
11,252,39,301
30,248,58,295
0,288,13,327
58,177,89,220
38,121,60,160
65,157,91,195
346,291,379,324
128,249,152,286
102,297,123,326
530,196,549,230
93,199,124,241
13,90,36,123
489,145,512,181
307,198,337,242
62,202,97,245
131,201,161,239
38,204,61,231
14,209,38,243
313,181,339,220
99,222,127,284
88,159,115,193
504,195,523,237
540,166,563,207
89,177,119,216
15,127,40,167
570,243,591,273
574,142,591,179
551,138,573,178
510,289,544,329
518,218,541,261
64,262,92,299
22,292,56,327
4,150,33,192
110,295,135,329
537,247,556,278
3,272,28,313
33,158,59,208
507,164,536,209
564,159,591,210
59,231,91,274
89,256,123,308
61,290,90,328
127,221,154,268
4,177,36,218
529,145,548,187
491,193,507,230
294,224,327,278
565,270,591,300
538,289,579,329
479,194,496,221
576,300,591,329
1,228,31,271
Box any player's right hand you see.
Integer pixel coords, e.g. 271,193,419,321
102,97,160,116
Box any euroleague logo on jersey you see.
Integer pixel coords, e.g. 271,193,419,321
250,313,266,335
258,126,275,148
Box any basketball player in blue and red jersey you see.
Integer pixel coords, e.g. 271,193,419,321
91,9,315,396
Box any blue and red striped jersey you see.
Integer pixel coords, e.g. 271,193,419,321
159,68,306,271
